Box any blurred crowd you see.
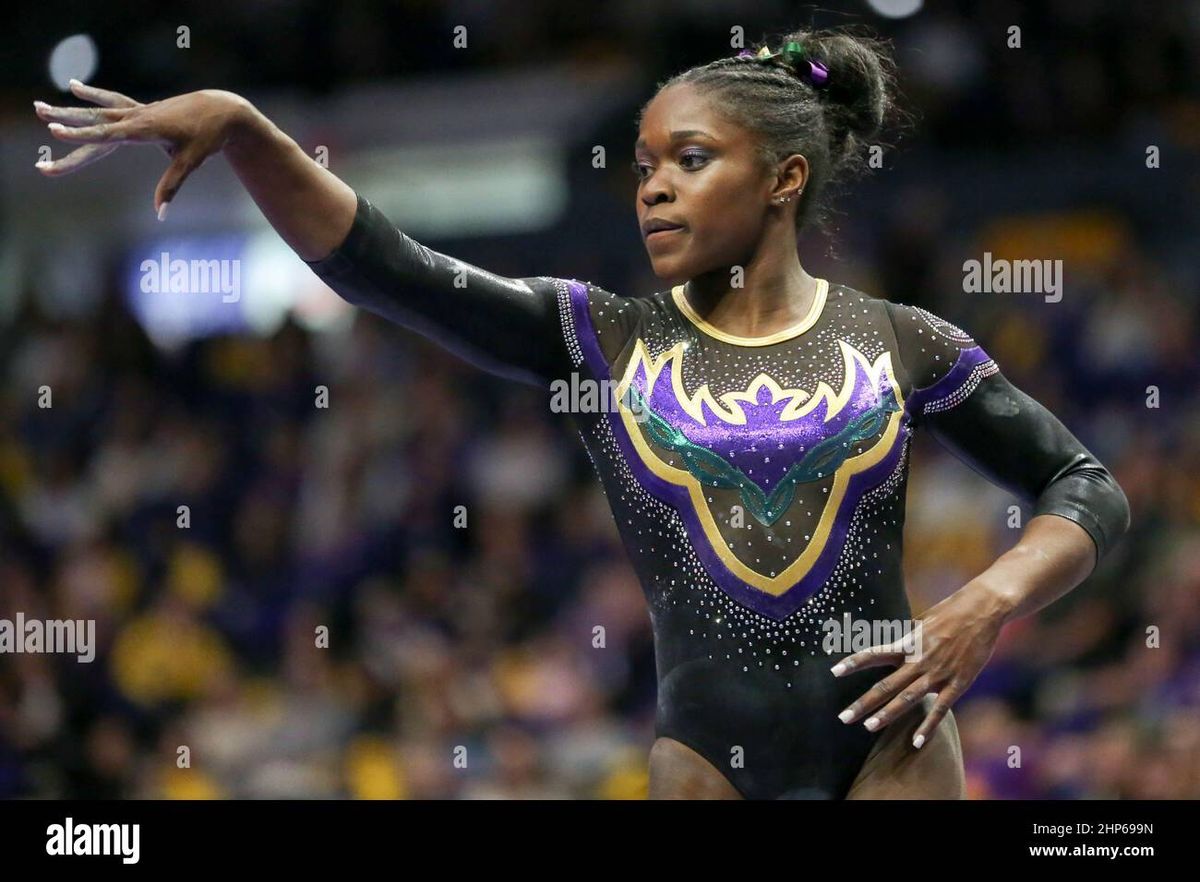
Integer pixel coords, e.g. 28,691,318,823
2,0,1199,799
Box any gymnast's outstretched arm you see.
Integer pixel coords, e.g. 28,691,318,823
295,192,569,386
35,86,568,386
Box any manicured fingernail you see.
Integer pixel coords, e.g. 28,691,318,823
69,78,81,86
34,100,49,110
830,662,846,677
157,203,169,221
912,734,925,749
838,709,854,724
35,160,49,168
864,716,880,731
48,123,64,132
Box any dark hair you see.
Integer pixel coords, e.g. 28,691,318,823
639,26,900,234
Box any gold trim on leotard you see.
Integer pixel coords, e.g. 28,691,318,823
671,277,828,347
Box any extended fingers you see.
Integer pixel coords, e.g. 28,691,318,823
46,118,140,144
829,642,906,677
837,668,922,727
35,102,130,127
35,143,120,176
68,78,141,108
910,686,962,750
850,676,933,732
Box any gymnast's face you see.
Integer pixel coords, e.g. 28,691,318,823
634,83,778,284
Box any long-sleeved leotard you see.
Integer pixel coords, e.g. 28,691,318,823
304,191,1131,799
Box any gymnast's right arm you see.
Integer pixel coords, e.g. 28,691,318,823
34,86,567,386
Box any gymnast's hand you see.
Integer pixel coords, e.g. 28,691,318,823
34,79,250,220
828,581,1006,750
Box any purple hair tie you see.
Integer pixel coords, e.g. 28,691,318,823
804,60,829,87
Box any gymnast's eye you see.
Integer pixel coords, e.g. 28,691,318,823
632,151,706,182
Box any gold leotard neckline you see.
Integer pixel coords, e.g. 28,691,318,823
671,277,828,346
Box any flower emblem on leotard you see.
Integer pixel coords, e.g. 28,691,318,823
608,337,909,617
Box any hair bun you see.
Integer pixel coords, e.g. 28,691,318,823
784,28,894,144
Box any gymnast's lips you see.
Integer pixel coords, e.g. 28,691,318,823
642,218,686,240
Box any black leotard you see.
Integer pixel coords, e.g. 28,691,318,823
305,192,1131,799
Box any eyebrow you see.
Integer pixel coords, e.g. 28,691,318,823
634,129,716,151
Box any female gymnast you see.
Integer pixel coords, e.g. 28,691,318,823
35,27,1130,799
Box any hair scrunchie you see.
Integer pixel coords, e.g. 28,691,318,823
736,41,829,88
